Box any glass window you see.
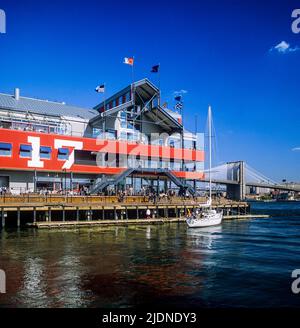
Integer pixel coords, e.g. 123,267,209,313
120,132,127,140
20,144,32,158
40,146,51,159
184,139,194,150
106,129,116,140
196,162,204,172
127,133,134,142
120,111,127,128
127,121,134,130
58,148,69,160
120,111,126,119
125,92,131,102
0,142,12,157
92,128,102,138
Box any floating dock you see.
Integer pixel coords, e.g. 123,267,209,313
28,214,270,229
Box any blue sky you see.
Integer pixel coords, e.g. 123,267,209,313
0,0,299,181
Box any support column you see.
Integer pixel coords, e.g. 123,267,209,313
76,207,80,221
17,208,21,227
70,172,73,191
33,207,37,223
239,161,246,201
1,209,5,228
226,161,246,201
48,207,51,222
34,170,37,193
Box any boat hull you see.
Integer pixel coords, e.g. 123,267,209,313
186,213,223,228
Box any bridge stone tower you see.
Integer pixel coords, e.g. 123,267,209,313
226,161,246,201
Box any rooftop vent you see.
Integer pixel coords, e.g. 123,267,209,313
14,88,20,100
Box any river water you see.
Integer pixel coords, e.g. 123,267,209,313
0,201,300,308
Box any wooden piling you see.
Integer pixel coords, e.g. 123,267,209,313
1,209,5,228
76,207,79,221
33,207,37,224
17,207,20,227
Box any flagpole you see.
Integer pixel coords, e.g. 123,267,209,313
158,62,161,101
103,83,106,138
131,56,135,103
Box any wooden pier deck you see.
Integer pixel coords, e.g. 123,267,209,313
0,195,259,229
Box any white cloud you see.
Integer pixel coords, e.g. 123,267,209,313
270,41,299,54
292,147,300,152
173,89,188,95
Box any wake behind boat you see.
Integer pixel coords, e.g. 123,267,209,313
186,106,223,228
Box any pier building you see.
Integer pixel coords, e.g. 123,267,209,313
0,79,204,195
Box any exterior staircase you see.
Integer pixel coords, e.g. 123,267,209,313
90,167,196,195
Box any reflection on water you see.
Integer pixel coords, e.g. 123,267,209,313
187,226,222,250
0,202,300,308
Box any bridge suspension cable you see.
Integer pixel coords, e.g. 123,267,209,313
245,163,277,185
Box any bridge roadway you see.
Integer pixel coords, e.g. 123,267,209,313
201,179,300,193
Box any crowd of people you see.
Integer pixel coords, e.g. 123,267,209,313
115,186,192,204
0,187,9,195
1,184,194,201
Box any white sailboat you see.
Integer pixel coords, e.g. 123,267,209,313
186,106,223,228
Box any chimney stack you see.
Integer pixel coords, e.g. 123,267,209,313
14,88,20,100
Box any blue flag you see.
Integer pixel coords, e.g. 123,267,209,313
151,65,160,73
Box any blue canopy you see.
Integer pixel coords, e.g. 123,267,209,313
20,144,32,152
0,143,12,150
40,146,51,154
58,148,69,155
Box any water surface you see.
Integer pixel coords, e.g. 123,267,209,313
0,201,300,308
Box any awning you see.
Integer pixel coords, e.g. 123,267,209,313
0,143,12,150
20,145,32,152
40,146,51,154
58,148,69,155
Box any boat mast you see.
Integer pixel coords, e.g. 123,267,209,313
208,105,212,208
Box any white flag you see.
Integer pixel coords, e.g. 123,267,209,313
95,84,105,93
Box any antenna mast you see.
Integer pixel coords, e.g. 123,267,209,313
208,105,212,208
